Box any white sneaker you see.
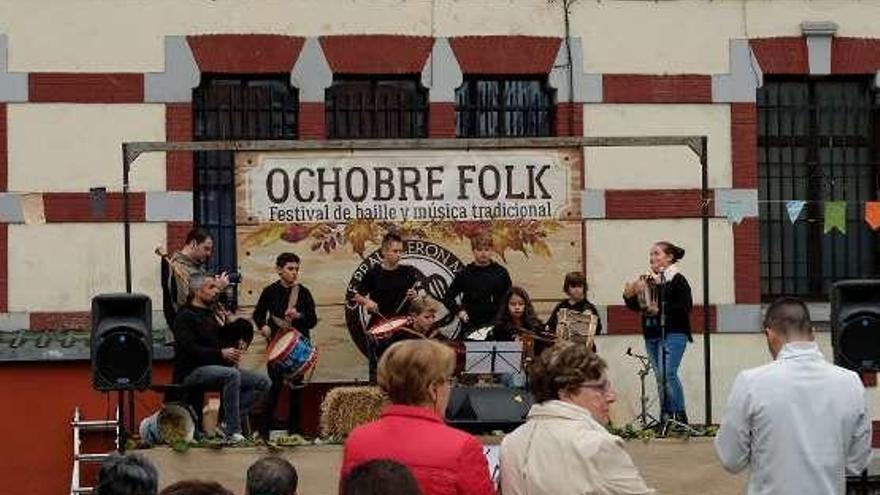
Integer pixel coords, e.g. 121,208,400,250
226,432,246,444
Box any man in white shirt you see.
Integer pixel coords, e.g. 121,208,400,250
715,297,872,495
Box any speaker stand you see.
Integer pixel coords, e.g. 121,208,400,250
117,390,127,453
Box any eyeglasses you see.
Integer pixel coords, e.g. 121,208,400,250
579,380,613,394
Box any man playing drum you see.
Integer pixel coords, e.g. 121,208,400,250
253,252,318,438
353,232,420,380
172,275,271,443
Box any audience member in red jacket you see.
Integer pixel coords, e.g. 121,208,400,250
340,339,496,495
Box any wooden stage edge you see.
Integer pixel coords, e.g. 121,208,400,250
140,437,747,495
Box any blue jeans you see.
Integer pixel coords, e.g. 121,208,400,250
182,365,271,435
644,333,688,416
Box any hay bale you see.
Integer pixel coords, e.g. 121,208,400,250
320,386,387,438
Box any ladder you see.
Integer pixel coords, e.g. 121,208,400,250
70,406,120,495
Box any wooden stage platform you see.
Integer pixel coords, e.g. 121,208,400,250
141,437,747,495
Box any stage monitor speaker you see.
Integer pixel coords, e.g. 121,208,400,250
446,386,533,433
91,293,152,391
831,280,880,372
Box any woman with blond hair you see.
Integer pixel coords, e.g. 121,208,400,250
340,339,495,495
500,343,654,495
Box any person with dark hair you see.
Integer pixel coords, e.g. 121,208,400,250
245,456,298,495
715,298,871,495
622,241,692,425
353,231,420,380
500,343,654,495
442,233,511,339
173,275,271,443
159,480,234,495
253,252,318,438
342,459,422,495
162,228,231,327
489,286,551,386
489,286,545,342
341,340,495,495
545,271,603,349
95,453,159,495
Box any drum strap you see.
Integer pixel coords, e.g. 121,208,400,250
269,284,300,330
286,284,300,315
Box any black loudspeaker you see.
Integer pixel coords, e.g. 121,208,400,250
446,386,533,433
831,280,880,371
91,293,153,391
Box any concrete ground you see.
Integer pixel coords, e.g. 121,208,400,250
143,437,747,495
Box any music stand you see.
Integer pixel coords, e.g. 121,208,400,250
463,341,523,376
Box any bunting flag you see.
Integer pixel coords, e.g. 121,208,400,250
719,197,748,225
786,200,806,224
824,201,847,234
866,202,880,230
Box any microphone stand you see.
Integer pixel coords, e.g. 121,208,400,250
626,347,658,429
659,270,668,426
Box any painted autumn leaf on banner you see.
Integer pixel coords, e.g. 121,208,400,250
241,224,289,249
344,220,382,255
242,219,560,259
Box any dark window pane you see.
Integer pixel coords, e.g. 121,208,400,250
455,78,555,138
193,76,299,305
325,77,427,139
759,79,878,300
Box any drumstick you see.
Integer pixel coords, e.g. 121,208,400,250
393,281,421,315
371,309,389,322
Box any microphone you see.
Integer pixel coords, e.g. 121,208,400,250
626,347,632,356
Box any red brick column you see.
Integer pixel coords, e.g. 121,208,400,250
299,103,326,140
429,103,456,138
733,218,761,304
731,103,758,189
554,102,583,137
166,221,194,252
166,103,193,191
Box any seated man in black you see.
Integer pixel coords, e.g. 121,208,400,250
173,274,270,443
253,252,317,438
353,232,419,380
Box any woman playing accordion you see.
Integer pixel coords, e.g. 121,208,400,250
623,241,693,426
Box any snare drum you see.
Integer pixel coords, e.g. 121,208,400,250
367,316,413,340
267,329,318,385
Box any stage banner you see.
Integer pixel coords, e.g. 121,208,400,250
237,149,579,224
235,148,583,381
